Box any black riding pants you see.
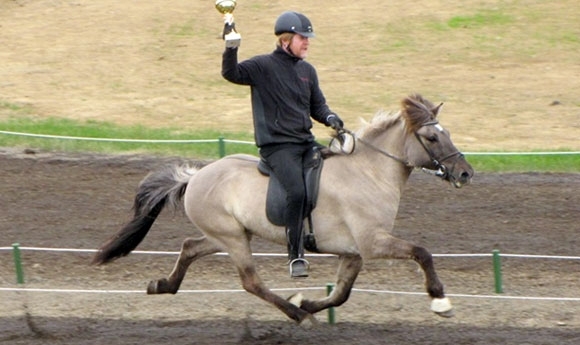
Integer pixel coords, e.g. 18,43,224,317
259,142,314,259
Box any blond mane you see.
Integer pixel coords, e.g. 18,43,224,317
357,94,440,141
356,110,402,141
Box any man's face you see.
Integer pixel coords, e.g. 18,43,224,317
288,34,310,59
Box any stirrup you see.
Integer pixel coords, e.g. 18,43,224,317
289,258,310,278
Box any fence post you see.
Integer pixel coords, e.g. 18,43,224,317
492,249,503,293
326,283,335,324
218,136,226,158
12,243,25,284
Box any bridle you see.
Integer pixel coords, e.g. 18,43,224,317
412,121,464,179
338,121,463,180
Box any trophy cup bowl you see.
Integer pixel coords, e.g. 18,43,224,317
215,0,237,14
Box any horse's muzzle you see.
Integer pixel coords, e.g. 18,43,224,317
447,158,474,188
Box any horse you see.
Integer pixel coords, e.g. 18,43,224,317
92,94,474,325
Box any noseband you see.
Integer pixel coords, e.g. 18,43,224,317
413,121,463,179
341,121,463,180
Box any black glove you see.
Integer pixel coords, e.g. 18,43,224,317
326,114,344,131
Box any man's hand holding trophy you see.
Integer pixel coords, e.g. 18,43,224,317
215,0,241,48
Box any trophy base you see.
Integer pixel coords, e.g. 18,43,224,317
225,32,241,48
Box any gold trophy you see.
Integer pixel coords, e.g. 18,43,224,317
215,0,241,48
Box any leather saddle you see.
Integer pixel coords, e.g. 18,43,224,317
257,146,323,227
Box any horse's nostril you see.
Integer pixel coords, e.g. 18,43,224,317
461,171,472,181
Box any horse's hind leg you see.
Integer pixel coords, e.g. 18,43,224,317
217,236,315,324
295,255,363,314
147,236,220,294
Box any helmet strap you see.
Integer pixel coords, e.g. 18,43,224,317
283,43,300,59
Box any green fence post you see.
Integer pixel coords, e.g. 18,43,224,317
12,243,25,285
493,249,503,293
326,283,335,324
218,136,226,158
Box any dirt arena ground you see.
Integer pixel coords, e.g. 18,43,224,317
1,149,579,344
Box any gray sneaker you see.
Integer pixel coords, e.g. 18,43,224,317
289,258,309,278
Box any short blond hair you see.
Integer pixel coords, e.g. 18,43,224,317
276,33,295,47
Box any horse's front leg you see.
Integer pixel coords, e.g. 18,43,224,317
293,255,362,314
370,234,454,318
147,236,220,294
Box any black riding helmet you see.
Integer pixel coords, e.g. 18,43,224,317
274,11,315,38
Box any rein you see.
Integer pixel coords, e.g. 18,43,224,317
340,128,411,167
339,121,462,179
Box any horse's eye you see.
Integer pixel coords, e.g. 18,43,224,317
426,134,438,143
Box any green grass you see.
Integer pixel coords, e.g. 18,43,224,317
0,117,258,159
466,153,580,173
1,100,33,114
1,117,578,172
447,10,513,29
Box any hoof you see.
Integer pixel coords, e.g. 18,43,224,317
287,293,304,307
298,313,319,329
146,278,176,294
287,293,317,326
436,308,455,318
431,297,454,318
146,280,159,294
147,278,179,295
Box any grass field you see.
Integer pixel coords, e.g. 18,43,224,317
0,117,578,172
1,0,579,168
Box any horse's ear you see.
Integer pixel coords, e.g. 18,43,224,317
432,102,444,117
402,95,427,131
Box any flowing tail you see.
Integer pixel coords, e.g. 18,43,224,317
91,163,201,265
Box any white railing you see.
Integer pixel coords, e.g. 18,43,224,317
1,129,578,156
2,245,579,302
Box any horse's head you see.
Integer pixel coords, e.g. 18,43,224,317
401,94,474,188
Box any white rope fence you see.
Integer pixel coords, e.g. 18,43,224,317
2,246,580,260
0,130,254,145
1,287,579,302
2,245,580,302
1,129,578,155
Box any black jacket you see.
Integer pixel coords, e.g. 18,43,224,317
222,46,334,147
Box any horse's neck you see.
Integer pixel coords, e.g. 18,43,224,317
354,151,411,192
332,130,412,203
360,126,411,181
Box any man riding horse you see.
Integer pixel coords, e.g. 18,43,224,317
221,11,344,278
